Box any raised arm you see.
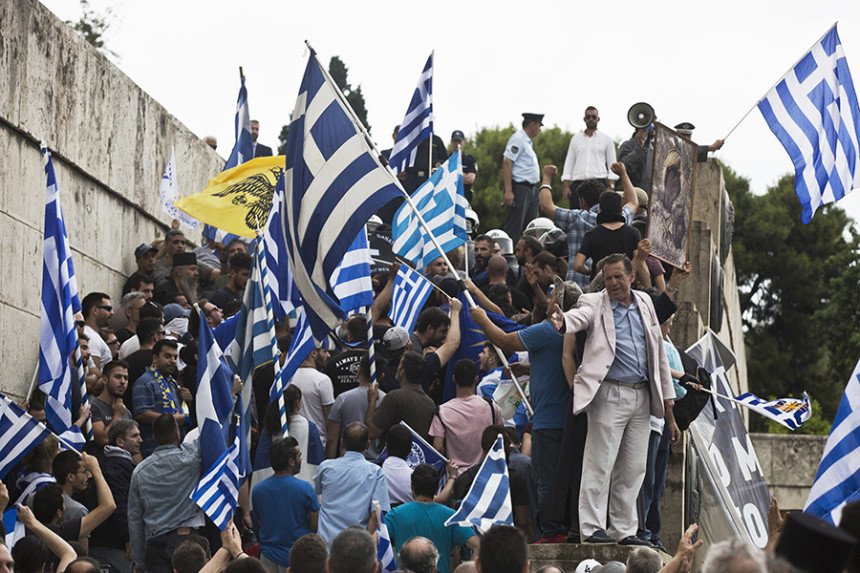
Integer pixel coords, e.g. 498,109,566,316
79,453,117,537
470,306,525,353
539,165,559,218
433,298,463,367
611,161,638,213
17,504,77,573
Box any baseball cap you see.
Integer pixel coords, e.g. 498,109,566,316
382,326,409,351
451,130,465,141
135,243,157,258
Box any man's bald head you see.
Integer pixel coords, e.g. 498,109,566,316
487,255,508,279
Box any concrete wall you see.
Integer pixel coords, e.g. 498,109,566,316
750,433,827,511
0,0,224,398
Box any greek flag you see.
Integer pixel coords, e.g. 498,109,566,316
444,434,513,532
197,309,238,473
272,306,333,403
38,145,84,433
280,52,401,340
264,170,300,319
203,74,255,244
388,53,434,175
191,429,242,530
757,24,860,223
3,506,25,548
0,393,52,479
392,151,467,270
805,357,860,524
228,236,280,426
390,265,434,333
331,228,375,314
160,148,199,229
734,392,811,430
375,502,397,573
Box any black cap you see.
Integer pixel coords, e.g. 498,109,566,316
134,243,157,258
522,113,544,125
172,252,197,267
775,511,857,573
674,122,695,135
451,130,465,141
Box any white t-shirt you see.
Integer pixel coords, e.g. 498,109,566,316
84,325,112,368
291,368,335,446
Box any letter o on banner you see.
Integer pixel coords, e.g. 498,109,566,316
743,503,768,548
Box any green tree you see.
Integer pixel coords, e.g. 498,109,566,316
278,55,370,155
67,0,117,57
467,124,573,232
723,165,860,430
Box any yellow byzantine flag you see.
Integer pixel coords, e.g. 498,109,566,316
174,156,285,238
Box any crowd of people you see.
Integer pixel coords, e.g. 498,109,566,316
2,111,858,573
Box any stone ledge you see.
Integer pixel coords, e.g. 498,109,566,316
529,543,670,571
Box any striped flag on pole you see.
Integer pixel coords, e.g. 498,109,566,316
392,151,467,271
390,265,434,334
190,429,243,530
272,306,333,403
196,309,238,473
38,144,86,433
203,73,255,244
0,393,53,479
331,228,375,314
388,53,434,175
280,51,401,340
444,434,513,532
264,170,300,319
733,392,811,431
805,357,860,524
374,501,397,573
757,24,860,223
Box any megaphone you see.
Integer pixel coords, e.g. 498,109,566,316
627,102,655,129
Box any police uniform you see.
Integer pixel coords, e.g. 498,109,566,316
503,123,541,240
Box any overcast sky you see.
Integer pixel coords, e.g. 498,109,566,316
39,0,860,223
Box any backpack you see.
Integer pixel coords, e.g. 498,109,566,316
672,347,717,431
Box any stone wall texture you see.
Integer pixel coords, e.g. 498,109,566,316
0,0,224,398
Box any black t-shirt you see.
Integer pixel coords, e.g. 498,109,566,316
461,153,478,201
325,349,366,397
578,223,642,280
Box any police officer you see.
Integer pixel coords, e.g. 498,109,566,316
450,130,478,203
503,113,543,242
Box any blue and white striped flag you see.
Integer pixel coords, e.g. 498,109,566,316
197,309,238,473
191,429,242,531
331,228,375,314
38,145,85,433
374,501,397,573
388,53,434,175
264,170,300,319
203,74,255,244
444,434,512,532
758,24,860,224
3,506,25,548
392,151,467,271
734,392,811,431
280,52,401,340
0,393,52,480
390,265,434,334
805,357,860,524
272,306,333,403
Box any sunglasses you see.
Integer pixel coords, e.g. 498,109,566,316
98,305,113,312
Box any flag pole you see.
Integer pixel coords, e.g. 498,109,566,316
722,22,837,141
307,43,533,417
26,364,39,400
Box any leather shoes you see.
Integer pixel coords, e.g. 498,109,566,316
583,530,616,544
619,536,654,546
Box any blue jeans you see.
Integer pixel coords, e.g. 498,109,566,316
531,428,565,538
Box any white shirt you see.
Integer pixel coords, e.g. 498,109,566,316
292,368,335,446
84,325,112,368
561,130,619,182
382,456,414,504
119,335,140,359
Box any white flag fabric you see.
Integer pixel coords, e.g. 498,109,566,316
160,148,199,229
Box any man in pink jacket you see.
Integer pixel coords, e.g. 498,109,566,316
552,253,680,546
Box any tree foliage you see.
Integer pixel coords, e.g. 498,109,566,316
723,165,860,431
467,124,574,232
278,55,370,155
66,0,117,57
